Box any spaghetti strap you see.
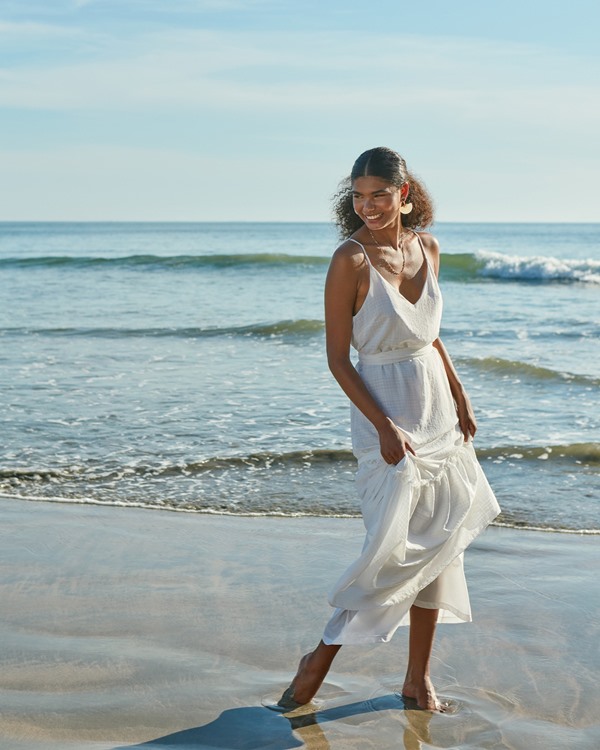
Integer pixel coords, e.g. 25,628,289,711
347,237,373,267
409,229,437,282
410,229,427,263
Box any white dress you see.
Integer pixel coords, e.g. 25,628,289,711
322,234,500,645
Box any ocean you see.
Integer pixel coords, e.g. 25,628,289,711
1,222,598,533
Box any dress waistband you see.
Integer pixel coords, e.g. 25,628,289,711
358,343,433,365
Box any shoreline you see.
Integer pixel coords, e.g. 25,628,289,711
0,497,599,749
1,493,598,536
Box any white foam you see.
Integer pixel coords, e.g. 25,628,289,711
476,250,600,283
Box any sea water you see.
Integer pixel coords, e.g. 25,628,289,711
0,222,598,532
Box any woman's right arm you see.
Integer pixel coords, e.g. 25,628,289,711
324,246,415,464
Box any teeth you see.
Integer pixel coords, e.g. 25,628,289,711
366,214,382,220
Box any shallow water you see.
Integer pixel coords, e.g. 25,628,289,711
0,221,598,531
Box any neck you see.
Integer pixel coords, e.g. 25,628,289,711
368,220,404,248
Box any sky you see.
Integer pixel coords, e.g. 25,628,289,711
0,0,599,222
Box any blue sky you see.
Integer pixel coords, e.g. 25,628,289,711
1,0,598,221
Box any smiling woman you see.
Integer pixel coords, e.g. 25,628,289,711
279,146,500,713
332,150,434,239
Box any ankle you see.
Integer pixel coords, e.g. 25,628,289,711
404,666,431,684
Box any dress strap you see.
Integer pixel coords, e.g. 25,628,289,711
410,229,427,262
347,237,373,267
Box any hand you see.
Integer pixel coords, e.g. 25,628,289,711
377,418,416,464
455,391,477,441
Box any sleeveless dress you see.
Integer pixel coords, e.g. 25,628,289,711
322,234,500,645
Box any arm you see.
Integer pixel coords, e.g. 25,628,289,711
419,232,477,441
432,338,477,440
324,244,415,464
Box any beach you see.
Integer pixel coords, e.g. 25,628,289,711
1,221,598,748
1,497,598,750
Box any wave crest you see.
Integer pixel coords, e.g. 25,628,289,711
459,356,600,387
3,250,599,283
2,442,597,488
0,253,329,269
478,443,600,465
1,319,324,339
443,251,600,284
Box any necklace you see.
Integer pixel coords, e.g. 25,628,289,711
367,228,406,276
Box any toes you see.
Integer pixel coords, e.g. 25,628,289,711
277,686,304,710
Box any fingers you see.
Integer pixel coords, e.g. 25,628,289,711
383,442,415,464
460,417,477,441
379,424,416,464
383,452,405,465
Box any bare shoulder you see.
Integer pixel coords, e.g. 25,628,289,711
329,238,367,273
414,231,441,276
415,230,440,257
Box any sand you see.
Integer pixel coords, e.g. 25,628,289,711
0,497,598,750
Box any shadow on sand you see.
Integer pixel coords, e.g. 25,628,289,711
113,693,435,749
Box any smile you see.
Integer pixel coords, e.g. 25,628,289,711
365,213,383,220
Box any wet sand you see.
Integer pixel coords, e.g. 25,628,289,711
0,497,598,749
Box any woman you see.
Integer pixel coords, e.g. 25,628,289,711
279,147,500,712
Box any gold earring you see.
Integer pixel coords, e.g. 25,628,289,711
399,201,413,215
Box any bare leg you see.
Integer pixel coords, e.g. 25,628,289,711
279,640,342,706
401,605,442,711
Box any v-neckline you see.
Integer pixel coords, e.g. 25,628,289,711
372,257,429,307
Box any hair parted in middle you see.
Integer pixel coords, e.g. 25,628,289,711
332,146,435,238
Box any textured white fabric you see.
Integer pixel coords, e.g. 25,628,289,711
322,234,500,645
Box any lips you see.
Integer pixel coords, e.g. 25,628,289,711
365,213,383,221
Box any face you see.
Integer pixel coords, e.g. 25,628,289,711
352,176,408,230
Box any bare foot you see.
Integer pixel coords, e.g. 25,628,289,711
401,676,444,712
281,651,324,706
277,652,316,709
278,642,341,708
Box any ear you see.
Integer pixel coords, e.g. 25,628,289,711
401,182,410,200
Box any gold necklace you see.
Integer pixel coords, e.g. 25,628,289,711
367,228,406,276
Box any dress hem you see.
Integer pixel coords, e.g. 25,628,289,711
322,599,472,646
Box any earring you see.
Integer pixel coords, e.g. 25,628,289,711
399,201,413,215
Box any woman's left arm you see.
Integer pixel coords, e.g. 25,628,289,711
420,231,476,441
432,338,477,440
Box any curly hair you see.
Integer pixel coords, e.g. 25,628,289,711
332,147,435,238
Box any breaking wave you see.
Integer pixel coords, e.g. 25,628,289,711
2,250,599,283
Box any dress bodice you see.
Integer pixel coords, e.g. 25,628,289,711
349,233,443,357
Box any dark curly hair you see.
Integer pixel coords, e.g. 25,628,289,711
332,146,435,238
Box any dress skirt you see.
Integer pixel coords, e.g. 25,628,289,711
322,430,500,645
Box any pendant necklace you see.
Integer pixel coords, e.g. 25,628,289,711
367,228,406,277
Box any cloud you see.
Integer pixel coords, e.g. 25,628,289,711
1,21,598,221
0,28,598,142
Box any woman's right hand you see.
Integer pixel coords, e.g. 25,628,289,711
377,418,416,465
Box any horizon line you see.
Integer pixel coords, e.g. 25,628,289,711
1,219,599,226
